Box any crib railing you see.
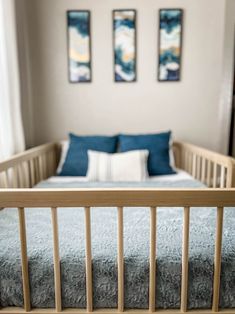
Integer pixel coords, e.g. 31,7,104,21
173,142,235,188
0,188,235,314
0,143,59,188
0,141,234,188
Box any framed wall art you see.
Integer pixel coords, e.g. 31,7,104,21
158,9,183,82
113,9,137,82
67,11,92,83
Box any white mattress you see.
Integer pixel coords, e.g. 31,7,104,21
47,169,193,183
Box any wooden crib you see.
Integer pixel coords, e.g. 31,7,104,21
0,141,235,314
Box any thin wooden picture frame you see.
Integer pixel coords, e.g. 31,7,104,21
158,8,183,82
113,9,137,83
67,10,92,83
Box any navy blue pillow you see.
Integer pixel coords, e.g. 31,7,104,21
59,133,118,176
119,131,176,176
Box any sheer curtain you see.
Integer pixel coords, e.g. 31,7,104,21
0,0,25,161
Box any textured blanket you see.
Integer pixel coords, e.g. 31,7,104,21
0,179,235,309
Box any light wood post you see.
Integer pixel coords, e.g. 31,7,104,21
181,207,190,312
51,207,62,312
85,207,93,312
18,207,31,312
118,207,124,312
212,207,224,312
149,207,157,312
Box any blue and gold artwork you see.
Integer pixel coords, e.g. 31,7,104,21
113,10,136,82
158,9,183,81
67,11,91,83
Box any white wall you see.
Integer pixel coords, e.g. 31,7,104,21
19,0,232,152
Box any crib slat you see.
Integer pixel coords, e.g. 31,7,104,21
201,158,206,183
51,207,62,312
12,166,18,188
17,165,24,188
29,159,35,187
181,206,190,312
85,207,93,312
207,160,212,187
192,155,197,178
196,156,201,180
118,207,124,312
184,151,188,172
213,163,218,188
38,155,44,181
149,207,157,312
0,171,8,188
24,162,30,188
220,167,225,188
35,158,39,183
212,207,224,312
18,207,31,312
188,153,193,175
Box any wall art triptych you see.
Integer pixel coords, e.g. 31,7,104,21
67,9,183,83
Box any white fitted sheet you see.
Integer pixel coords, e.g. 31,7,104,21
47,169,193,184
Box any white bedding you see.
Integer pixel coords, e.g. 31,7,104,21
47,169,193,184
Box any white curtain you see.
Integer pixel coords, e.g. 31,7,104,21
0,0,25,161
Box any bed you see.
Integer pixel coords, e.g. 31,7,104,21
0,140,235,314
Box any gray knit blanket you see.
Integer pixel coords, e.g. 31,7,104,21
0,179,235,309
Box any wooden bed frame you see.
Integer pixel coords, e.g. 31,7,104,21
0,141,235,314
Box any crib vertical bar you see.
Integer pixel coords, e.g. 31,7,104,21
201,158,206,183
38,155,44,181
213,163,218,188
18,207,31,312
181,206,190,312
226,165,233,188
207,161,212,187
220,167,225,188
184,151,188,172
188,153,193,175
196,156,201,180
85,206,93,312
12,166,18,188
35,158,39,183
29,159,35,187
149,207,157,312
212,207,224,312
17,165,24,188
0,171,8,188
182,149,186,170
192,155,197,178
24,162,30,188
51,207,62,312
118,207,124,312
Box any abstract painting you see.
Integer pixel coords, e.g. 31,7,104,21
67,11,91,83
158,9,183,82
113,10,136,82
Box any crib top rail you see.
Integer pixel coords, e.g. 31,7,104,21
173,141,235,187
174,141,235,167
0,143,59,188
0,140,235,188
0,188,235,208
0,143,57,173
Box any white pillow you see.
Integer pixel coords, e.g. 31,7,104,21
56,140,69,174
86,150,149,182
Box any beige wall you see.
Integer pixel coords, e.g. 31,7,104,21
19,0,233,152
